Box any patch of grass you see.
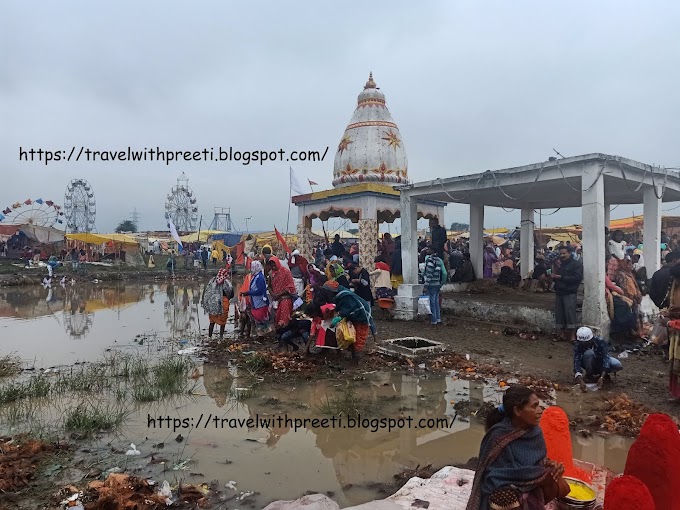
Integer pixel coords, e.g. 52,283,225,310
63,402,127,435
316,387,370,418
243,353,271,374
0,355,21,377
0,374,51,405
229,387,257,401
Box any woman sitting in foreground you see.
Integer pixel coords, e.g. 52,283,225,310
466,385,569,510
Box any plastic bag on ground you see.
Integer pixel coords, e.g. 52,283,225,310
418,295,431,315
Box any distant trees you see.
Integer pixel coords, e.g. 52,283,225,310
115,220,138,233
449,222,469,231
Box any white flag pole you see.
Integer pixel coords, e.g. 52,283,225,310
285,168,293,245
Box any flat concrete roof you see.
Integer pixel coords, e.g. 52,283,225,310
397,153,680,209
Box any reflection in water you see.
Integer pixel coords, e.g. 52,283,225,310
0,283,207,366
163,283,204,338
190,368,632,507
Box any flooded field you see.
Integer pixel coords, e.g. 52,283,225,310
0,283,633,508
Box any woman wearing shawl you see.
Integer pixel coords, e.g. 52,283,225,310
659,264,680,400
202,268,234,339
370,260,393,299
322,280,376,361
267,256,297,329
288,249,309,297
466,385,569,510
242,260,272,337
237,271,253,337
483,246,498,279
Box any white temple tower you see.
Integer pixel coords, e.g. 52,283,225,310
332,73,409,188
293,73,445,274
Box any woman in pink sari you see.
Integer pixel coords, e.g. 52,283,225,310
267,256,297,329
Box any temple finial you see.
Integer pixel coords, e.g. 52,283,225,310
364,72,376,89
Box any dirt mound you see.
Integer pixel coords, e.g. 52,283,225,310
602,394,651,435
0,435,58,492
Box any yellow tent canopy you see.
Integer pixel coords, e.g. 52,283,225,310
484,228,509,235
65,233,139,245
179,230,225,243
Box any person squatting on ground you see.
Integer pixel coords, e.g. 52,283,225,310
552,246,583,341
573,326,623,392
466,385,570,510
202,268,234,340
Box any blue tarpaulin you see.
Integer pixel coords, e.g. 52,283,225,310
209,233,242,246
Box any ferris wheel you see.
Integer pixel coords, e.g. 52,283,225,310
165,172,198,232
0,198,64,228
64,179,96,233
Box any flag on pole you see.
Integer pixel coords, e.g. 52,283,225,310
274,226,290,255
290,167,306,195
308,179,318,186
166,214,183,250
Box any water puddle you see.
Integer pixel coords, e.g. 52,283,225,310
0,284,633,508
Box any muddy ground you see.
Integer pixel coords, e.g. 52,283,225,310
374,314,676,420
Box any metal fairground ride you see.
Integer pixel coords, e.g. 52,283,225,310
64,179,96,233
165,172,198,232
0,198,64,227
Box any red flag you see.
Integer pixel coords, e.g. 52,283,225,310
274,227,290,255
24,199,32,205
308,179,318,186
235,241,246,265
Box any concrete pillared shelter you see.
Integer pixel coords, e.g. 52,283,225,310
396,153,680,332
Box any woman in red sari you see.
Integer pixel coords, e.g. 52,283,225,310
267,256,297,329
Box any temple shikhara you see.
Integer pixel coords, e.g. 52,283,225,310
293,73,445,270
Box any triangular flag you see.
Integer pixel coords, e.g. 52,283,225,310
308,179,318,186
274,226,290,255
290,167,305,195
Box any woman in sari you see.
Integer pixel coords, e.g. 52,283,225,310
267,256,297,330
466,385,569,510
237,271,253,337
201,268,234,340
242,261,272,337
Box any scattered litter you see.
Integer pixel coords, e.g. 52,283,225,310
237,491,255,501
226,480,238,490
618,351,630,359
158,480,174,505
465,354,470,361
178,347,200,355
125,443,141,456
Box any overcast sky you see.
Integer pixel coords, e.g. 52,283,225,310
2,1,679,234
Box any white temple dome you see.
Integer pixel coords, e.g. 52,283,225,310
332,73,408,188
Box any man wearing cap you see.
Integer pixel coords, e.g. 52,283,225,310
574,326,622,392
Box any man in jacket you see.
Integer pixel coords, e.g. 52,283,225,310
574,326,622,391
552,246,583,341
649,252,677,308
423,249,447,325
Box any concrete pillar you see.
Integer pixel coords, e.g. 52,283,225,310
395,191,422,320
358,219,378,270
400,191,419,285
581,163,609,333
643,186,662,276
469,204,484,280
520,208,535,279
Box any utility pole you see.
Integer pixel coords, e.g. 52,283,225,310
130,208,140,230
245,217,252,232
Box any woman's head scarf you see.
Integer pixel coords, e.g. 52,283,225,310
216,268,229,285
323,280,339,293
269,256,283,271
251,260,264,275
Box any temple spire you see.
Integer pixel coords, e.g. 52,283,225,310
364,72,376,89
